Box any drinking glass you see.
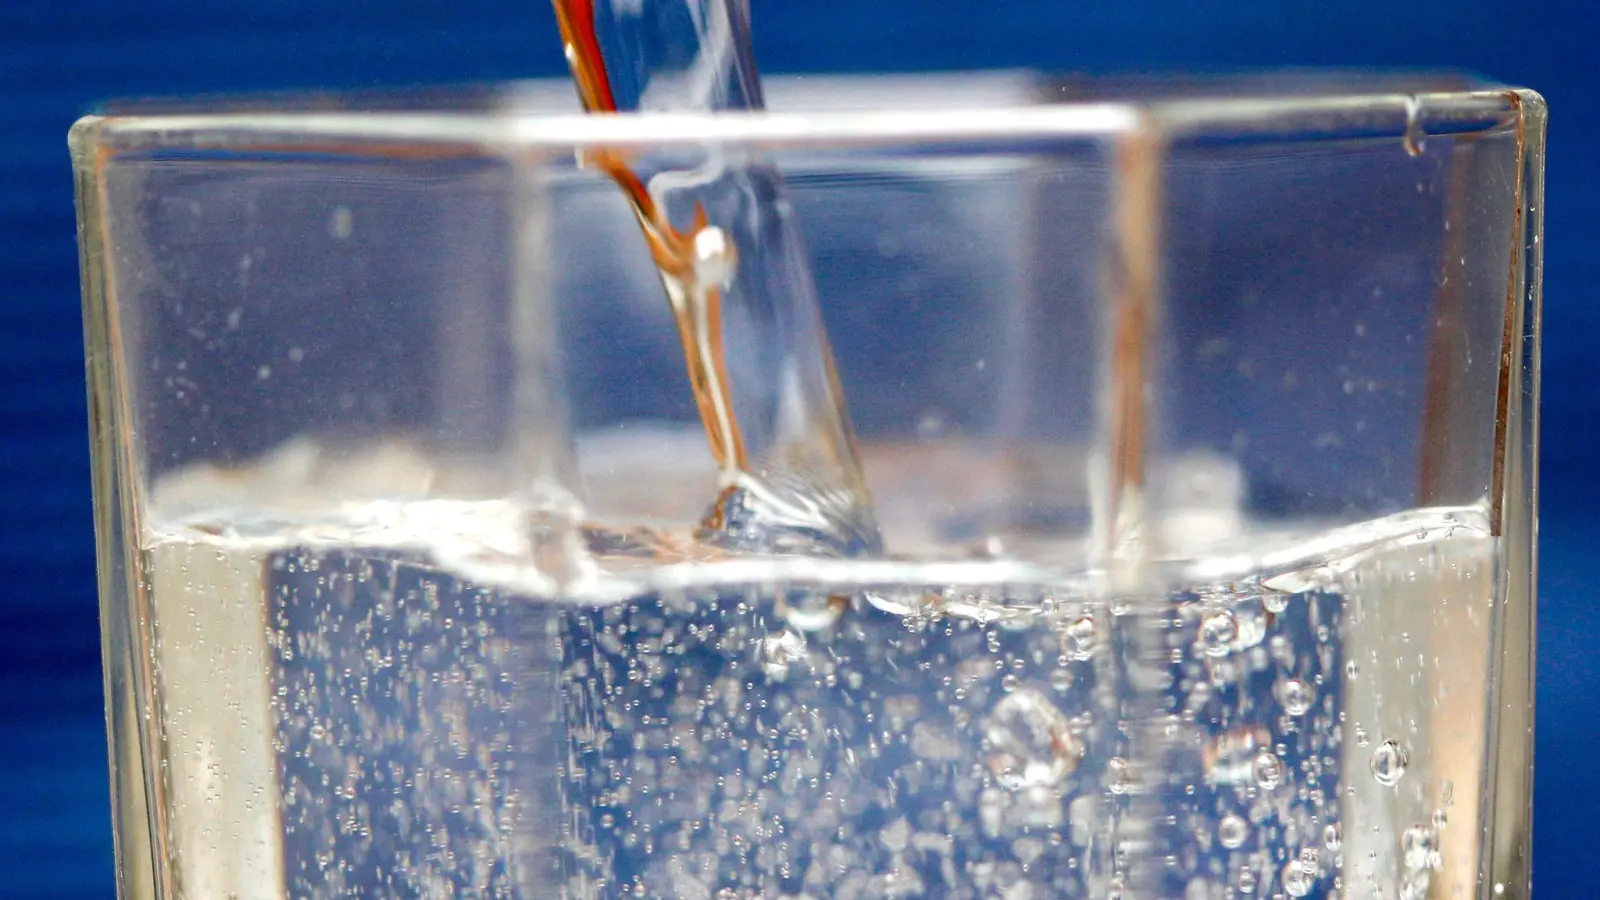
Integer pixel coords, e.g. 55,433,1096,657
72,73,1543,899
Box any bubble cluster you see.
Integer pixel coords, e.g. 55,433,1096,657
221,516,1508,898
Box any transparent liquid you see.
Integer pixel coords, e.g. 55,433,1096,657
140,498,1497,899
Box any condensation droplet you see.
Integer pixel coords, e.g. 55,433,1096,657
1371,740,1409,786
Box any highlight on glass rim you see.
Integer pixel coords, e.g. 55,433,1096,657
66,0,1543,897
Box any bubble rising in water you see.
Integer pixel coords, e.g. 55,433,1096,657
1062,614,1099,660
1218,813,1249,849
1282,860,1315,897
983,688,1084,790
1198,610,1239,658
1278,677,1313,716
1402,825,1441,871
1372,739,1409,786
757,630,808,682
1252,750,1284,790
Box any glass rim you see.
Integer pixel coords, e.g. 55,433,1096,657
71,86,1542,158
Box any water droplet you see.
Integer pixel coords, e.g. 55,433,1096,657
1261,589,1289,614
1323,822,1342,852
1063,615,1098,660
1283,860,1314,897
1431,808,1448,830
1218,813,1249,849
1346,660,1359,680
758,630,807,683
1000,673,1020,693
1237,865,1258,894
1253,751,1284,790
1402,825,1441,871
1354,727,1370,747
1279,677,1313,716
1199,610,1239,658
1371,740,1409,786
983,689,1083,790
1050,667,1074,693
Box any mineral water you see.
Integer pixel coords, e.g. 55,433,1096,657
139,447,1498,899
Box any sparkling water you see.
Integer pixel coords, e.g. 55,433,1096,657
140,476,1494,899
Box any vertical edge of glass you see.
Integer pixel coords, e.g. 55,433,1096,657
70,115,161,900
1484,88,1545,899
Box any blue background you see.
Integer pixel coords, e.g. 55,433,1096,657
3,1,1598,895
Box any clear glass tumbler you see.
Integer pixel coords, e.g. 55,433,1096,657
72,73,1543,899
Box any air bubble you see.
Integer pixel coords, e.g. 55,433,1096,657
1050,667,1073,693
1063,615,1098,660
1252,751,1284,790
1107,756,1134,794
757,630,807,683
1199,610,1238,658
1402,825,1441,871
1278,677,1313,716
1371,740,1409,786
1283,860,1314,897
1218,813,1249,849
983,689,1083,790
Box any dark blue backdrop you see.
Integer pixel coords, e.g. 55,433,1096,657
4,2,1597,896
